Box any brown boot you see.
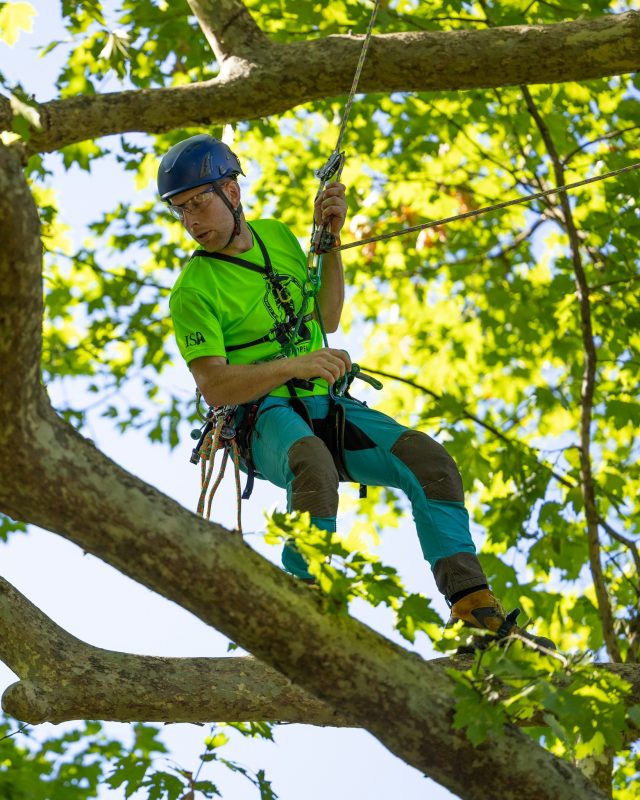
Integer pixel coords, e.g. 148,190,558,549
448,588,555,650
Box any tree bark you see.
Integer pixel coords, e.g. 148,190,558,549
0,12,638,155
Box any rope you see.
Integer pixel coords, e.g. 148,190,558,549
334,0,383,155
309,0,382,254
333,160,640,253
197,418,224,517
230,439,243,533
195,412,244,532
205,446,229,520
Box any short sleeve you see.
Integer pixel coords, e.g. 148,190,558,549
169,287,227,365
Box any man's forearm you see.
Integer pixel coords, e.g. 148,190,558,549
194,359,295,406
316,250,345,332
190,348,352,407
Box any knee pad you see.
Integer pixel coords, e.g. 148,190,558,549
391,429,464,502
288,436,339,518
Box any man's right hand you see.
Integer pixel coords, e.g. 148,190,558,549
289,348,352,385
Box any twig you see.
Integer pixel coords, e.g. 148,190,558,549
563,125,640,166
598,517,640,578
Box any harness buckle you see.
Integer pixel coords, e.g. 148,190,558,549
273,321,293,345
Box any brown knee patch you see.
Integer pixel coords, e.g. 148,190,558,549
288,436,339,518
391,429,464,502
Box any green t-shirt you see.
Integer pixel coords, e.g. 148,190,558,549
169,219,328,397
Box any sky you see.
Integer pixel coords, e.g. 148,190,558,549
0,2,460,799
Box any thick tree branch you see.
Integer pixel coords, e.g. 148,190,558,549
0,148,611,800
186,0,270,62
0,577,347,727
3,575,638,748
0,12,638,155
521,86,622,664
0,143,42,409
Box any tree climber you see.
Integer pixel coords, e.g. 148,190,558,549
157,133,553,649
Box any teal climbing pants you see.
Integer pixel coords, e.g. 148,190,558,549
248,393,476,580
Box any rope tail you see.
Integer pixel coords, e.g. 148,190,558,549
197,417,224,516
195,412,244,533
205,446,230,520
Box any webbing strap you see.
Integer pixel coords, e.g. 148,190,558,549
225,313,314,352
192,224,312,353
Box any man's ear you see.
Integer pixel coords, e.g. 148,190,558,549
224,180,241,208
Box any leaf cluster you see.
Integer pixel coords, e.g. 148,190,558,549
0,715,277,800
449,642,640,766
265,510,443,643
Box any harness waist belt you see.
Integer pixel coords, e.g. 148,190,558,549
226,313,314,352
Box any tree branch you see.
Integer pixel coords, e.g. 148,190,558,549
359,366,576,489
3,575,638,748
0,12,638,155
0,142,43,420
562,124,640,166
185,0,270,63
0,576,347,727
521,86,622,664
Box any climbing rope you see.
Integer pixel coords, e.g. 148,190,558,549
309,0,382,258
331,160,640,253
193,403,243,532
334,0,382,156
287,0,385,400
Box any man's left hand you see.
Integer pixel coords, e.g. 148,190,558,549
314,182,347,235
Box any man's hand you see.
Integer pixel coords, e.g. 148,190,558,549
314,182,347,235
289,348,352,385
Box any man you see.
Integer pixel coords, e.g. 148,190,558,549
158,133,553,647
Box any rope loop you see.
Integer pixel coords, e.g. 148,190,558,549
195,409,244,534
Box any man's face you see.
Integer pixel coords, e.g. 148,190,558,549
169,181,237,251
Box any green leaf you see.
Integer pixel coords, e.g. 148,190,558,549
9,92,42,135
0,513,27,542
0,1,36,46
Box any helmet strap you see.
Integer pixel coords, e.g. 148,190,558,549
212,183,243,250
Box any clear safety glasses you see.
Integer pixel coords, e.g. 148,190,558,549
167,185,217,221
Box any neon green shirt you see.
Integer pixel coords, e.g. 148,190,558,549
169,219,328,397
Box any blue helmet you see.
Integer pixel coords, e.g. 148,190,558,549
157,134,244,201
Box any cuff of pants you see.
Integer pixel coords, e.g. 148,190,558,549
282,541,314,580
432,552,488,601
280,515,336,580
